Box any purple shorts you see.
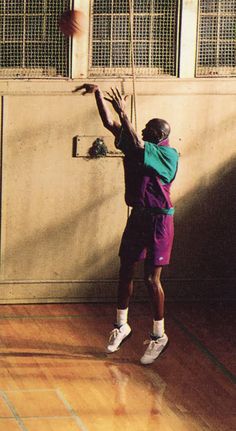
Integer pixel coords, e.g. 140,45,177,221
119,208,174,266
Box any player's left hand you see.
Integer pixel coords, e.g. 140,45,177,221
104,87,128,114
73,83,98,94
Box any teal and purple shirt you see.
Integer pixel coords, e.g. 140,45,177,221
117,129,179,214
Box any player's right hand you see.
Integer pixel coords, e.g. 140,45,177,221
104,87,128,115
72,84,98,94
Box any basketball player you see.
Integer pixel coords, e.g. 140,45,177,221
74,84,179,364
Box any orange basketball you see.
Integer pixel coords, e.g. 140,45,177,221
59,10,86,38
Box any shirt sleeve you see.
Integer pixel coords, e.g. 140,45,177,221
144,142,179,184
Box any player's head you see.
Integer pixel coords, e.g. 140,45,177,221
142,118,171,144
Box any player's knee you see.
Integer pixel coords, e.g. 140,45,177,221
145,273,161,289
144,273,151,286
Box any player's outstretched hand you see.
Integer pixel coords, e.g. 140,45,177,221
73,83,98,94
104,87,128,114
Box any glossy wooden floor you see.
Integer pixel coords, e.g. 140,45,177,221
0,302,235,431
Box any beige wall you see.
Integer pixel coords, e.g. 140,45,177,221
0,79,235,302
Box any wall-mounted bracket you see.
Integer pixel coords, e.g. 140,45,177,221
72,135,122,158
72,136,80,157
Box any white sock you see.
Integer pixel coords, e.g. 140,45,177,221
116,308,128,327
153,319,164,338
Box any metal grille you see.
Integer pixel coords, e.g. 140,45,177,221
196,0,236,77
0,0,70,79
89,0,179,77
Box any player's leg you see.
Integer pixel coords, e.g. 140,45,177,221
140,213,174,363
117,259,135,310
107,210,146,353
106,208,147,353
106,260,135,353
144,264,164,322
140,263,169,364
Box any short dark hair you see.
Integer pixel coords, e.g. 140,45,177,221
147,118,171,140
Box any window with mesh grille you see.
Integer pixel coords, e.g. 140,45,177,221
0,0,70,79
196,0,236,77
89,0,179,77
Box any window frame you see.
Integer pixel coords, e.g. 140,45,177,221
195,0,236,78
86,0,181,79
0,0,72,80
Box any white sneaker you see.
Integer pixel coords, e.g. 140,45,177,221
140,334,169,365
106,323,132,353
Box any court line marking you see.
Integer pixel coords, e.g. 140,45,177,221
0,311,146,320
0,388,89,431
172,316,236,385
0,415,81,419
0,315,84,320
0,391,29,431
56,388,89,431
2,389,58,392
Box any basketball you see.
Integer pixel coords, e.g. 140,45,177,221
59,10,86,38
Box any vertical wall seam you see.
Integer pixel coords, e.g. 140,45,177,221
0,96,4,269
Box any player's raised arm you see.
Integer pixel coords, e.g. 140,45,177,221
104,87,143,150
73,84,121,137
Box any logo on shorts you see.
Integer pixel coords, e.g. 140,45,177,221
159,257,164,261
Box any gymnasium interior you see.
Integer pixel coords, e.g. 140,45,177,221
0,1,235,430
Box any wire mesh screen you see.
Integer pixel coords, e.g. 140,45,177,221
196,0,236,77
89,0,179,77
0,0,70,78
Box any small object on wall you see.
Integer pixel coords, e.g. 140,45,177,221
88,138,108,158
72,136,80,157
